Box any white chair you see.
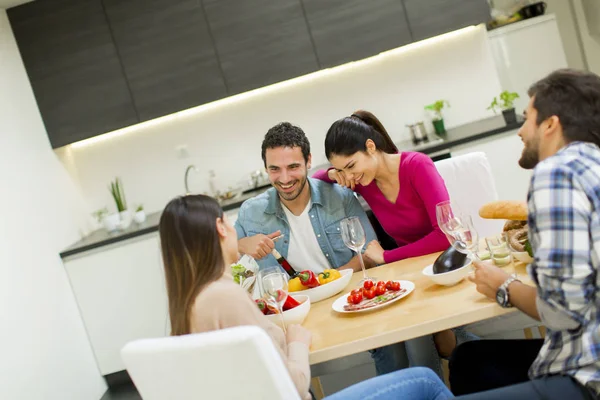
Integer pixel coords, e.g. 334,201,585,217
121,325,301,400
435,152,542,339
434,152,504,239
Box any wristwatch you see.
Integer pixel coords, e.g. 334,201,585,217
496,274,520,308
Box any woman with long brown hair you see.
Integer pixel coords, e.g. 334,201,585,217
158,194,453,400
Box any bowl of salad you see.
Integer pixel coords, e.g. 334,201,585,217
257,294,311,328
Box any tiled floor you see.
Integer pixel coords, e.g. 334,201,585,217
100,383,141,400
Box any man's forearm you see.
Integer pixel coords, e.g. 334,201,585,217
508,281,540,321
338,254,375,272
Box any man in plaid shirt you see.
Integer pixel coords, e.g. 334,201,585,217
450,69,600,399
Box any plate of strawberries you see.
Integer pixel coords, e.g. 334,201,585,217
331,279,415,313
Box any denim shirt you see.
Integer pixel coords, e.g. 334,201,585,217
234,178,377,269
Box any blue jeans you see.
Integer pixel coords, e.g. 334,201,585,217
325,367,452,400
369,335,444,379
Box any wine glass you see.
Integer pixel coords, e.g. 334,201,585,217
436,201,480,260
261,271,289,333
340,217,375,283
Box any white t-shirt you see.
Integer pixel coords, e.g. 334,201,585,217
281,200,331,274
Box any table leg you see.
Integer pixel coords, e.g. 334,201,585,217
311,377,325,399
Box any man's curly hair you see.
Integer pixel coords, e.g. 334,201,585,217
261,122,311,166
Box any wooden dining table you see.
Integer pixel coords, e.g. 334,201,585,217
304,251,533,365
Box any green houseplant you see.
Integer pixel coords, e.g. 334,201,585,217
425,100,450,135
109,178,131,230
134,204,146,224
488,91,520,124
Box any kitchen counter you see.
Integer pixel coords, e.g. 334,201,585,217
60,115,522,259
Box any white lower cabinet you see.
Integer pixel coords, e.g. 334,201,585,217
451,130,533,202
64,233,168,375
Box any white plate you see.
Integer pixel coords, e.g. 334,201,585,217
331,280,415,314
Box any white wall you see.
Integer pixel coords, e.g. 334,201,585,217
573,0,600,75
58,25,502,216
0,10,106,400
545,0,587,70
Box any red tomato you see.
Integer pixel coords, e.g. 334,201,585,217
363,280,374,290
376,281,386,287
351,288,362,296
385,281,393,290
351,292,363,304
391,281,401,291
347,295,353,304
364,288,376,299
375,285,386,296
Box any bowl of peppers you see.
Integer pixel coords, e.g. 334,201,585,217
256,294,311,328
288,269,353,303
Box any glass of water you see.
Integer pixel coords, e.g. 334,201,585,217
486,235,512,266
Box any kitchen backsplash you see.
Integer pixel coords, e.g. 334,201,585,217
57,25,502,218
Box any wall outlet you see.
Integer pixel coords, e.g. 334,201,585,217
176,144,190,159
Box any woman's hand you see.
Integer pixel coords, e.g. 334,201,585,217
327,168,356,190
468,260,511,299
286,324,312,347
364,240,385,265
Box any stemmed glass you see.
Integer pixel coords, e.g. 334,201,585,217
340,217,375,283
435,201,480,260
261,270,289,333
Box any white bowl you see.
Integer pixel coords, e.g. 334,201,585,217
512,251,533,264
265,295,310,327
291,269,353,303
422,258,473,286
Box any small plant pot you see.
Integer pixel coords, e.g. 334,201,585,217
119,210,132,230
432,119,446,135
502,108,517,125
103,213,120,232
134,210,146,224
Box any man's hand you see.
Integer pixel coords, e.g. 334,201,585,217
327,169,356,190
364,240,385,265
238,230,281,260
468,260,511,299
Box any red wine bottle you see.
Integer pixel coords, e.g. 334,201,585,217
271,248,296,278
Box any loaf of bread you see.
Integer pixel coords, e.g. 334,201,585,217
479,200,528,221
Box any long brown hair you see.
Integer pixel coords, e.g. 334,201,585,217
159,195,225,335
324,110,398,159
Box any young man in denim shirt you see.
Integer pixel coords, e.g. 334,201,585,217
234,122,445,379
235,122,377,273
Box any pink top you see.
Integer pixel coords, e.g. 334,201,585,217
313,152,450,263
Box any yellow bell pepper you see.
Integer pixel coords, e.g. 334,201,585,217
318,269,341,285
288,277,308,292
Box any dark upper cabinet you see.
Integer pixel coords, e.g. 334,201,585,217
301,0,412,68
8,0,138,148
403,0,490,42
102,0,227,122
202,0,319,95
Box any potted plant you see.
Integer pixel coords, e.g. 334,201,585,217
425,100,450,135
134,204,146,224
92,207,119,232
109,177,131,230
488,91,520,124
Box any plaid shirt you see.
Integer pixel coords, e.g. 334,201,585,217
527,142,600,395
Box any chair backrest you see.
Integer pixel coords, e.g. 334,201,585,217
121,325,301,400
434,152,504,239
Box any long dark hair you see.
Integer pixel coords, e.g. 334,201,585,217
159,195,225,336
325,110,398,159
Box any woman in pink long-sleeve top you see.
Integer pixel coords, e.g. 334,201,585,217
313,110,476,361
312,110,450,264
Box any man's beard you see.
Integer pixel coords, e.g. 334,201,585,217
519,140,540,170
276,176,308,202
